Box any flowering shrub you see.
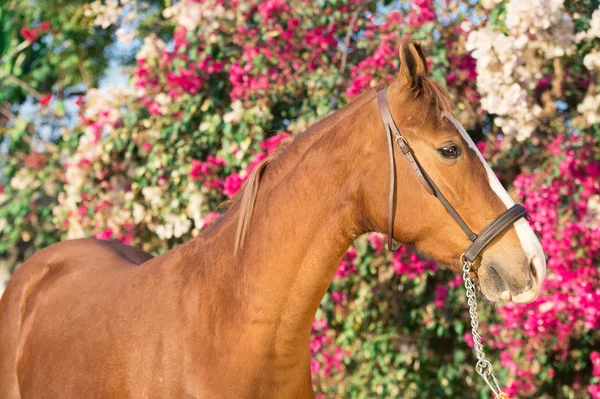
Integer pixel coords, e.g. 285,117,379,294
488,132,599,397
1,0,599,397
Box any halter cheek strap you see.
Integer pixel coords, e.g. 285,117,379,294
377,88,529,264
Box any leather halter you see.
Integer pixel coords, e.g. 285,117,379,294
377,88,529,264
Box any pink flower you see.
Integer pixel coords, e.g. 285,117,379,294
206,155,225,167
173,27,188,48
119,234,133,246
203,212,221,228
95,228,113,241
434,285,448,308
38,21,52,32
414,0,433,6
367,233,384,253
260,133,291,154
445,71,457,85
310,358,320,374
335,253,357,279
463,333,474,348
331,291,347,303
310,336,323,353
24,151,47,168
223,173,243,198
189,160,210,181
21,27,38,41
312,317,327,331
589,384,600,399
39,94,53,107
592,351,600,377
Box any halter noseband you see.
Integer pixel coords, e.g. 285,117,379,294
377,88,528,265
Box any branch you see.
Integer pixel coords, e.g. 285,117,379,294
77,54,92,88
1,75,69,135
0,103,15,120
0,40,31,65
4,74,43,99
551,57,563,98
338,2,367,75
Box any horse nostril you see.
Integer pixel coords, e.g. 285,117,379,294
530,260,537,279
523,278,533,293
528,254,545,289
511,255,545,304
519,258,540,293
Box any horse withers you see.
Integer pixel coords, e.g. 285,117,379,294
0,40,546,398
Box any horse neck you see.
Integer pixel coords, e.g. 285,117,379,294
242,128,363,345
172,91,395,382
204,95,382,362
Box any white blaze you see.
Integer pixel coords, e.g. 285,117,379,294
444,113,546,279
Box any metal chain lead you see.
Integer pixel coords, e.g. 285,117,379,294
461,255,509,399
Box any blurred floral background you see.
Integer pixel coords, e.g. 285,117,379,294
0,0,599,397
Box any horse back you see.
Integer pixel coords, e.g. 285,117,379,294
0,238,153,398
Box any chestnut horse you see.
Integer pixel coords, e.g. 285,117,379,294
0,41,546,398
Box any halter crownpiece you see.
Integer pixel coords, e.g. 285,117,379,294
377,88,528,263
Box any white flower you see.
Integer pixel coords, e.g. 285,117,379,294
199,121,211,132
577,9,600,42
67,220,87,240
223,101,244,124
141,186,164,209
86,0,121,29
116,27,138,44
481,0,502,10
136,34,165,61
0,259,11,295
178,2,203,32
584,50,600,71
582,194,600,228
133,203,146,224
186,192,205,229
10,169,35,191
84,86,131,126
154,213,192,239
506,0,565,35
578,93,600,125
162,1,224,36
467,0,574,140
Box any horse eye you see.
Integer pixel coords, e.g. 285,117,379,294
437,145,461,159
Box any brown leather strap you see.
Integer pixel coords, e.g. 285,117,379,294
377,87,529,263
426,180,478,242
378,88,477,251
384,121,401,252
463,204,528,263
378,90,433,196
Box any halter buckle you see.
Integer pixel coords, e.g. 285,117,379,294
395,136,411,154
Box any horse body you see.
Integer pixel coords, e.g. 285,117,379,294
0,88,368,397
0,41,546,398
0,237,316,398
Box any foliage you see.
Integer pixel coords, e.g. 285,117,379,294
1,0,599,397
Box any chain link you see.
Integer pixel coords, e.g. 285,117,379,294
461,255,508,399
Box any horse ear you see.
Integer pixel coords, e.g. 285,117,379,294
398,40,429,91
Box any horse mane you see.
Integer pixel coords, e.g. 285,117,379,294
418,76,455,120
229,138,293,254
